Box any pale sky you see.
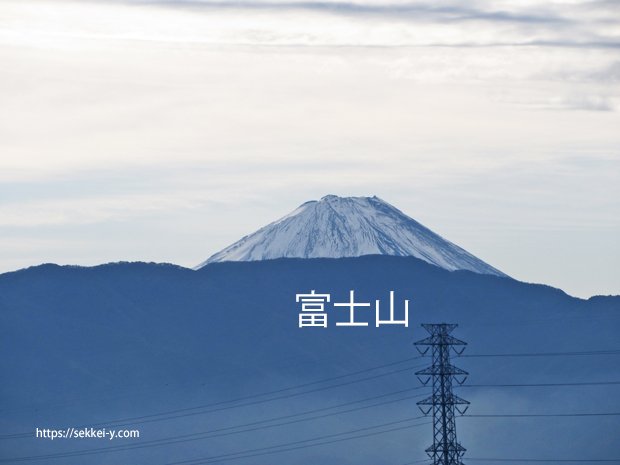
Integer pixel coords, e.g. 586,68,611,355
0,0,619,297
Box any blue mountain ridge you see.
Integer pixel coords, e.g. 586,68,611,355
0,255,618,464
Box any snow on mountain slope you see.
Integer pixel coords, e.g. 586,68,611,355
199,195,506,276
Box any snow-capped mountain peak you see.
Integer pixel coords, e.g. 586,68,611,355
198,195,506,276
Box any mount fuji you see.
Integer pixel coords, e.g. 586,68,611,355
1,197,619,464
199,195,505,277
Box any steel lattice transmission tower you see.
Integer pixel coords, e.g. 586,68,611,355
414,323,469,465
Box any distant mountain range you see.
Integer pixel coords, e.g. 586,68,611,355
0,256,618,464
200,195,505,277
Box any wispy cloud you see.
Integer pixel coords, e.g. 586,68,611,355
117,0,572,24
3,0,618,49
0,0,618,297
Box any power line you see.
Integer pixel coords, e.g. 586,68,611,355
73,349,620,432
1,390,430,462
3,378,618,442
165,420,429,465
3,348,617,439
0,362,426,439
459,349,620,358
90,365,423,428
4,347,616,417
467,459,620,463
163,417,430,465
463,412,620,418
0,355,423,415
6,404,620,463
7,407,618,465
460,381,620,388
1,368,619,464
159,413,620,465
2,347,618,461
